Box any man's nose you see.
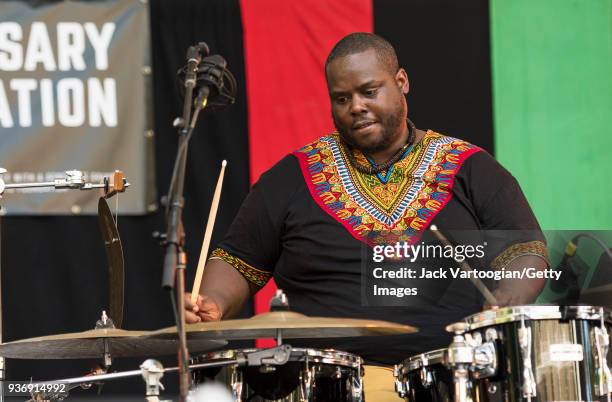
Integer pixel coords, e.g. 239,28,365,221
349,95,368,115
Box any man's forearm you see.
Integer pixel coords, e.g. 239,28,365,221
496,255,548,304
199,259,256,319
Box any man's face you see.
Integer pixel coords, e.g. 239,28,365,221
327,49,408,154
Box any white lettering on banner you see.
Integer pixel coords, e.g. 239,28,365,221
0,80,14,127
0,22,116,71
84,23,115,70
24,22,56,71
57,78,84,126
10,78,36,126
0,21,119,128
87,78,117,126
0,78,118,128
40,79,54,126
0,22,23,71
57,22,86,71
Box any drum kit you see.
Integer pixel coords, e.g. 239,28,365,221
0,300,611,401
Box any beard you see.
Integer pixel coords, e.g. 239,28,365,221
334,102,405,155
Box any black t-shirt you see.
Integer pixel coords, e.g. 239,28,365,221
213,131,547,365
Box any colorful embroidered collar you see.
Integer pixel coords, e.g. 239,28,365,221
293,131,481,246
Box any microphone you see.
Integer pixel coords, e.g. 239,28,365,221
184,42,210,89
177,52,237,112
550,235,581,301
550,233,612,302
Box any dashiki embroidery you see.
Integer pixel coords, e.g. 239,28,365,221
293,130,481,246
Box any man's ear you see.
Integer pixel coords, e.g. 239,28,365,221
396,68,409,95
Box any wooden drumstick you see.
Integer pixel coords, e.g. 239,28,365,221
191,160,227,304
430,225,498,306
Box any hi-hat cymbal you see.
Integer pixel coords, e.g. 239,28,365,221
0,328,226,359
150,311,417,340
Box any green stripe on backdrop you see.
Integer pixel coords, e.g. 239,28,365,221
490,0,612,230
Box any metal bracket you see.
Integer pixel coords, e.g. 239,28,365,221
444,323,474,402
592,308,612,397
393,364,408,398
518,315,536,399
141,359,165,397
246,344,292,373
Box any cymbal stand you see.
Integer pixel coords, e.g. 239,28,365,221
95,310,116,370
33,347,292,401
0,169,128,402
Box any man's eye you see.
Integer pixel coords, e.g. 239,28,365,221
365,88,378,97
335,96,348,104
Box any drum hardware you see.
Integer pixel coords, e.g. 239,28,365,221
393,364,409,398
350,368,363,401
518,314,536,400
459,326,498,380
0,169,130,197
471,341,497,379
444,323,474,402
141,359,166,402
592,307,612,398
246,344,292,372
270,289,290,345
192,347,363,402
229,365,244,402
31,347,285,401
485,327,498,342
0,170,129,402
445,304,612,402
95,311,116,369
420,365,434,388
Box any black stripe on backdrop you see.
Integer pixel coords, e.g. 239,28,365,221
374,0,494,153
2,0,251,395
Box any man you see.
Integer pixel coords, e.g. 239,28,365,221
185,33,548,400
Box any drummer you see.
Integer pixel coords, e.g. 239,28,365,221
185,32,549,401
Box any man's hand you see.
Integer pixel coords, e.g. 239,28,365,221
484,287,525,309
184,292,223,323
483,255,548,309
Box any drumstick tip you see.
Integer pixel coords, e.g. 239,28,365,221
221,160,227,167
430,224,438,231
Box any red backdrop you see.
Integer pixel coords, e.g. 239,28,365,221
240,0,372,345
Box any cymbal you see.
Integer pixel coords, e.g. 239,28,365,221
150,311,417,340
0,328,226,359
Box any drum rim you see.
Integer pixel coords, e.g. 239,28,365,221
460,304,612,331
401,348,446,371
194,347,362,368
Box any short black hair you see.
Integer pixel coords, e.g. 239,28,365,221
325,33,399,78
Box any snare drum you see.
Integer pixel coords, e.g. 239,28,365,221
393,349,457,402
455,305,612,402
191,348,364,401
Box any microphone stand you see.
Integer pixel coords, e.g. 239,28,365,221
160,46,209,402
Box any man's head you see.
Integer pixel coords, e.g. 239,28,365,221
325,33,409,156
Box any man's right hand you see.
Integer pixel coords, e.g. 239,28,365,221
184,293,223,323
